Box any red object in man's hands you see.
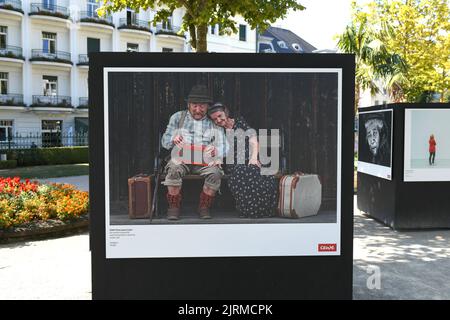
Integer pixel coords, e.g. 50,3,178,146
177,144,209,166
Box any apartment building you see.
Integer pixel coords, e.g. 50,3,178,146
0,0,256,143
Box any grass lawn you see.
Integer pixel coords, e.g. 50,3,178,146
0,163,89,179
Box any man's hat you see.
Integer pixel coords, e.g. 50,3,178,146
186,84,213,104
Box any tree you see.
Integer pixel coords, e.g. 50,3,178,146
99,0,305,52
337,3,407,111
353,0,450,102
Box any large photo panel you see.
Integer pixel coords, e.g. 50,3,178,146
358,109,393,180
404,108,450,182
104,67,342,258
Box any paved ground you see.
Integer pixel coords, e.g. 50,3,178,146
0,232,91,300
353,196,450,299
1,175,449,299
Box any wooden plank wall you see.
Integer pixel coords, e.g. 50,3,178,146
108,72,338,209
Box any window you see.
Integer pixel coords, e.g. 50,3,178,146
126,43,139,52
259,43,274,53
42,120,62,147
0,120,13,143
0,26,7,49
162,47,173,53
0,72,7,95
42,32,56,54
162,16,172,30
43,0,55,10
239,24,246,41
87,38,100,54
277,41,288,49
87,0,98,16
291,43,303,52
126,8,136,25
43,75,57,96
210,24,216,35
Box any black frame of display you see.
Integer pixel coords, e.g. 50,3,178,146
357,103,450,230
89,53,355,299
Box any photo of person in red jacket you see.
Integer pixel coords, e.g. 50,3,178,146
429,134,437,165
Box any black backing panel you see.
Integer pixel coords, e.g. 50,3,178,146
357,103,450,230
89,53,355,299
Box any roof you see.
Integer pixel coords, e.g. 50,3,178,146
260,26,317,53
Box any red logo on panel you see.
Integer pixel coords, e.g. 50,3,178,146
318,244,337,252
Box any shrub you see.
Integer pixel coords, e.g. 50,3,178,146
0,177,89,229
7,147,88,166
0,160,17,169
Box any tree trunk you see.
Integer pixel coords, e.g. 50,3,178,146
189,24,197,50
196,24,208,52
355,83,361,114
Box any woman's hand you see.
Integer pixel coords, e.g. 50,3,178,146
249,158,261,168
207,159,223,167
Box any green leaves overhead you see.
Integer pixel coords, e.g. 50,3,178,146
341,0,450,103
99,0,306,51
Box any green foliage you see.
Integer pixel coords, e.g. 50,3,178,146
348,0,450,102
0,160,17,170
337,5,407,111
0,4,24,14
29,10,69,20
7,147,88,167
80,17,115,27
99,0,305,51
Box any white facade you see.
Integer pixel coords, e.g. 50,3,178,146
0,0,257,140
359,82,391,109
208,17,257,53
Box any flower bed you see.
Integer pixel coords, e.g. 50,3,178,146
0,177,89,229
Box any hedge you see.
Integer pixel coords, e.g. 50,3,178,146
0,160,17,170
7,147,88,167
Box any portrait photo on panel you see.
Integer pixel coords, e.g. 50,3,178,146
103,67,344,258
358,109,393,180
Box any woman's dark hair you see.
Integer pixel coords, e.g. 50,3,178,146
207,102,230,117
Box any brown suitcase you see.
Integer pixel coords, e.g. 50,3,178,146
128,174,152,219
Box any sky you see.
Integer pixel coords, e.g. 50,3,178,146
275,0,354,50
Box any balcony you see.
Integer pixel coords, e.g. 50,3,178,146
0,0,24,14
79,11,114,28
155,23,185,38
0,94,24,106
29,2,70,20
118,18,152,34
78,97,88,108
77,54,89,67
30,49,72,66
0,45,25,61
32,95,72,108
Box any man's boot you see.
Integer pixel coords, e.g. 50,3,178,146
199,191,215,219
167,193,182,220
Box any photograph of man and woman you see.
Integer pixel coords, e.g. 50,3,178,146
107,70,339,225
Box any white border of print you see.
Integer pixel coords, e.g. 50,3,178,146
357,109,393,180
404,108,450,182
104,67,342,258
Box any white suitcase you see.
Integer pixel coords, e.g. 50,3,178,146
278,173,322,218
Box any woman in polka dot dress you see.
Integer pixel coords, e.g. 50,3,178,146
208,103,277,218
